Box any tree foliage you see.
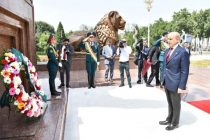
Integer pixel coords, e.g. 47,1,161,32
36,31,50,53
122,8,210,48
35,21,55,35
56,22,66,43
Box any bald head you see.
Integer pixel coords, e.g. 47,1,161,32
167,32,181,48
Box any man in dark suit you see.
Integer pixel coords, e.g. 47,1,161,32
146,42,160,87
159,32,189,131
57,38,74,88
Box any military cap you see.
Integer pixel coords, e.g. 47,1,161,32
87,32,96,37
63,38,70,42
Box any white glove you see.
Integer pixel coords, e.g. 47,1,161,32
97,62,100,66
58,62,62,67
160,36,165,41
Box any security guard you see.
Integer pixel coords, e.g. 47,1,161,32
46,34,61,96
79,32,100,89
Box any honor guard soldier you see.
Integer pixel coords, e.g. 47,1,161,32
46,34,61,96
79,32,100,89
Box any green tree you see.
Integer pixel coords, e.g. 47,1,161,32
35,21,55,35
171,8,194,34
36,31,50,53
56,21,66,43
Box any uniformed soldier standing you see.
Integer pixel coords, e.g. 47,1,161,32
46,34,61,96
79,32,100,89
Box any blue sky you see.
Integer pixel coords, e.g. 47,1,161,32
34,0,210,32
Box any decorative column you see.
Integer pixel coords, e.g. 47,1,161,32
144,0,153,47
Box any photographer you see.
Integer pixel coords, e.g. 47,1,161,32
135,39,149,84
116,39,132,88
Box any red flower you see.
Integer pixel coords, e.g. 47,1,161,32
15,92,23,102
9,57,15,62
10,83,14,88
9,73,14,80
1,59,8,65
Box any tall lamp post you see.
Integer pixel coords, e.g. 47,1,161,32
144,0,153,47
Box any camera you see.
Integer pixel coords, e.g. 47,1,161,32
118,40,126,48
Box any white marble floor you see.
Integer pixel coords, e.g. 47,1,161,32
64,84,210,140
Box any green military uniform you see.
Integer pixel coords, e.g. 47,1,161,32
79,41,100,88
46,45,59,95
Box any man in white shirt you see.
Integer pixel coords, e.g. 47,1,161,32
116,39,132,88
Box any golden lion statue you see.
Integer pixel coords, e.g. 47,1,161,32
95,11,126,46
69,11,126,50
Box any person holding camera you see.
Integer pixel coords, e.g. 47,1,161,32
135,39,150,84
57,38,74,89
117,39,132,88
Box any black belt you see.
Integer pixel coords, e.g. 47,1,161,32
119,61,129,64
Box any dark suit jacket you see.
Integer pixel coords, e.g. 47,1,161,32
163,45,189,92
57,44,74,64
148,46,160,65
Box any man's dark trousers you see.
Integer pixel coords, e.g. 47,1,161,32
119,61,131,85
60,60,71,86
147,62,160,85
137,60,147,82
165,88,181,125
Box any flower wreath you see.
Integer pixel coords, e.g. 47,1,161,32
0,48,47,117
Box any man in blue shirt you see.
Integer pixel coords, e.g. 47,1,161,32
102,39,116,82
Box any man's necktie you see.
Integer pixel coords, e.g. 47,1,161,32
166,48,173,62
63,46,67,60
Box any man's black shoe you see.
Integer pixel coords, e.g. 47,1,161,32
159,120,171,125
137,80,142,84
165,124,179,131
58,84,65,89
88,86,91,89
119,84,125,87
92,85,96,88
146,84,153,87
129,84,132,88
51,91,61,96
156,83,161,86
66,85,71,88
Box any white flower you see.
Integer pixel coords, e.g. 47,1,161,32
14,101,18,105
23,56,28,62
10,62,20,69
7,67,14,73
30,66,36,73
13,76,22,86
31,99,38,112
36,80,42,87
30,73,34,79
21,92,29,101
5,57,9,61
15,88,21,95
4,77,11,84
4,52,13,58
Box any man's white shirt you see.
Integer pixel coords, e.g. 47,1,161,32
117,46,132,62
